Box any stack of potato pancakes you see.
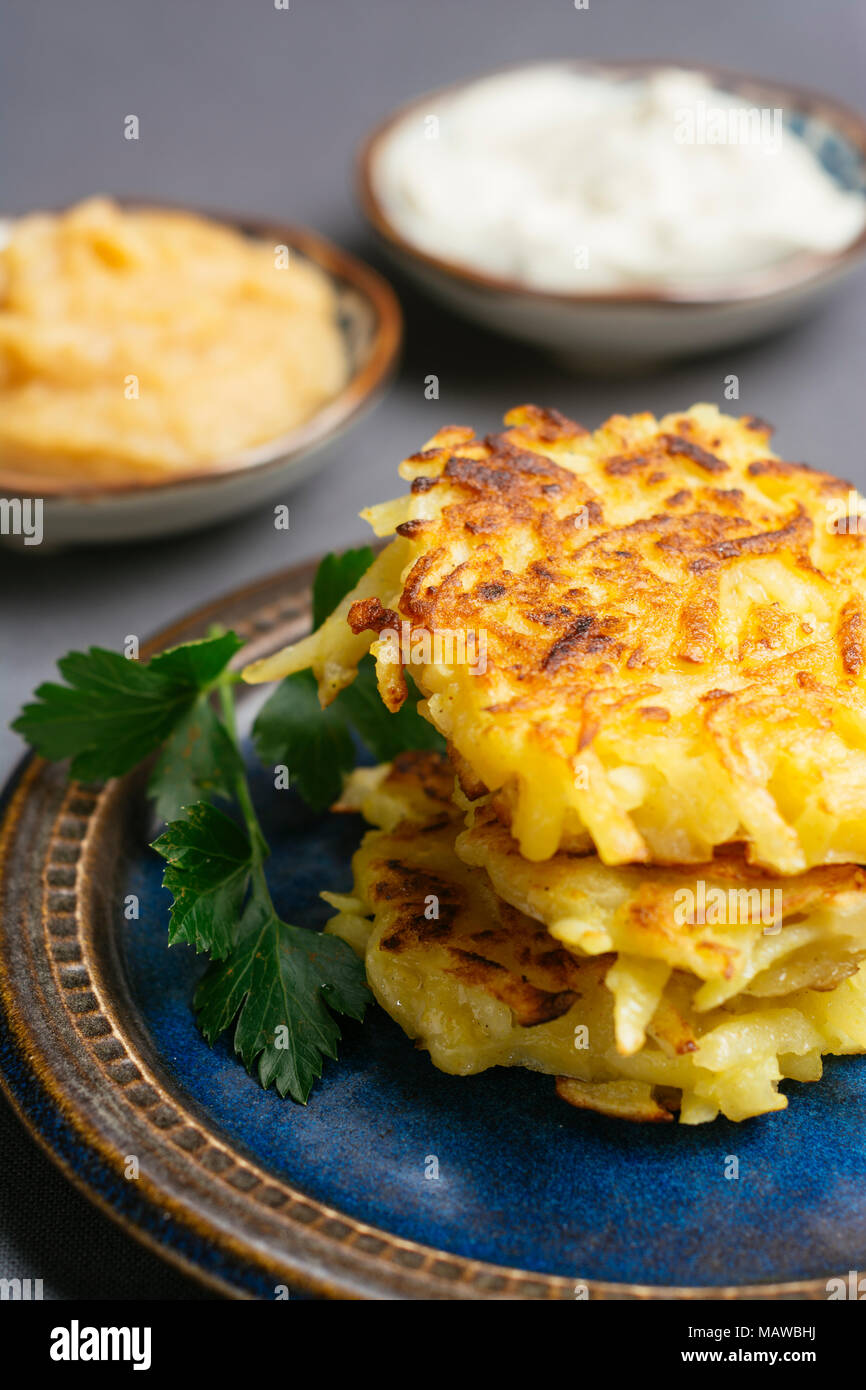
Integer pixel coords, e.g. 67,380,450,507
251,403,866,1123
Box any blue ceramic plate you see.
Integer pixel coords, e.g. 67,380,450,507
1,561,863,1299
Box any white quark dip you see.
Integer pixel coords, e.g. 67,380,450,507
373,67,866,291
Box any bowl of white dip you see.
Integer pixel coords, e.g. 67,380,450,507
359,62,866,366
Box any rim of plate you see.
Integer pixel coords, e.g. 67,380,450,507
0,559,838,1300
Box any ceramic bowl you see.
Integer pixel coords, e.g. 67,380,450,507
358,61,866,368
0,208,402,548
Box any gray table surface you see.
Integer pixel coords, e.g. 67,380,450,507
1,0,864,1299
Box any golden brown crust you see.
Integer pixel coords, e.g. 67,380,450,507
377,749,455,814
359,825,610,1028
348,403,866,868
366,411,859,693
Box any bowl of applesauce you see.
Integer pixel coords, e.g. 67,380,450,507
0,198,402,546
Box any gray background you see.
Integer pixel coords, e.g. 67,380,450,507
0,0,864,1299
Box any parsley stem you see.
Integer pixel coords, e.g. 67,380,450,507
216,680,273,905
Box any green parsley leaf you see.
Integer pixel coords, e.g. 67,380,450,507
148,697,244,823
337,657,445,761
147,634,244,688
312,545,375,630
195,895,370,1101
252,550,445,807
15,617,373,1107
252,669,356,812
12,632,243,783
151,801,253,958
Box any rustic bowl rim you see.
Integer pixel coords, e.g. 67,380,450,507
357,58,866,310
0,204,403,500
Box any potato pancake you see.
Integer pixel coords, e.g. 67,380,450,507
324,755,866,1124
458,803,866,1027
248,404,866,872
341,751,866,1044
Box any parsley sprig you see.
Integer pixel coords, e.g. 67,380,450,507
252,546,443,811
13,631,245,819
12,549,437,1102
